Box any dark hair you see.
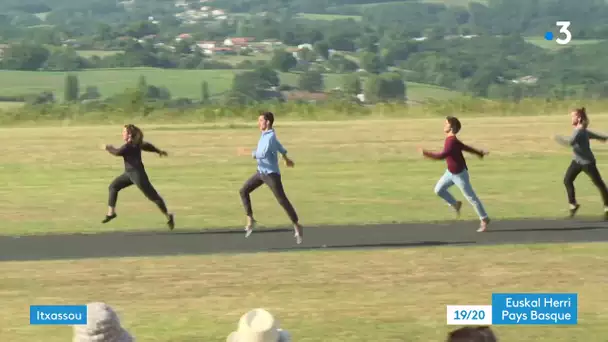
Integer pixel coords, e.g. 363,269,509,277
446,326,497,342
446,116,462,134
124,124,143,145
260,111,274,127
574,107,588,128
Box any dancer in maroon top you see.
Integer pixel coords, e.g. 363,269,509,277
418,116,491,232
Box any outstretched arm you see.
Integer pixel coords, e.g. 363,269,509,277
104,144,127,156
141,141,168,156
555,129,582,147
422,139,455,160
588,130,608,142
461,142,486,158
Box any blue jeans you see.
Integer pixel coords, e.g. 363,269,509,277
434,169,488,219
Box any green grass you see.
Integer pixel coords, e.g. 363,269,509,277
296,13,362,21
26,24,54,29
0,68,298,99
421,0,487,5
1,114,607,235
351,1,401,9
0,101,24,109
349,0,485,10
76,50,122,58
235,12,362,21
2,112,608,342
1,243,607,341
407,82,460,101
0,68,459,102
525,37,605,50
210,53,274,65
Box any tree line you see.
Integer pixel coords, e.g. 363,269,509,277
9,64,406,111
2,0,608,102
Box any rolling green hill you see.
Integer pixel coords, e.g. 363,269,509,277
0,68,460,103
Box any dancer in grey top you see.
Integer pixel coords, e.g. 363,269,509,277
554,107,608,219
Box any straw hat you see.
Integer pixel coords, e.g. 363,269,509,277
226,308,290,342
72,302,134,342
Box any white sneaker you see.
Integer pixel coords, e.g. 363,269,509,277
477,217,490,232
245,220,256,238
569,204,580,218
294,224,303,244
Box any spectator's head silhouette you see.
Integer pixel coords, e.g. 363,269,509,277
447,326,497,342
72,302,134,342
227,308,290,342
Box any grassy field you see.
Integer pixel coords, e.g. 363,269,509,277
209,53,274,65
525,37,605,50
297,13,362,21
1,114,607,235
1,243,606,341
0,101,25,109
347,0,486,10
2,114,607,342
0,68,459,102
407,82,459,101
422,0,487,5
76,50,123,58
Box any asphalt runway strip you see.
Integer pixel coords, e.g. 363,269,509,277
1,218,607,261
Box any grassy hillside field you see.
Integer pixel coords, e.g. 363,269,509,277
0,68,460,103
422,0,487,5
1,114,608,341
524,37,605,50
297,13,362,20
321,0,487,13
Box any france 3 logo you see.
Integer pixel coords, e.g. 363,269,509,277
544,21,572,45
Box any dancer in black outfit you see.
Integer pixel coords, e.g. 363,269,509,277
554,107,608,219
101,124,175,230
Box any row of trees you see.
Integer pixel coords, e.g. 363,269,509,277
5,0,608,40
4,0,608,54
6,34,608,103
212,0,608,40
29,66,405,108
3,0,608,102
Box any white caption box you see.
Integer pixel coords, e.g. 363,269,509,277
446,305,493,325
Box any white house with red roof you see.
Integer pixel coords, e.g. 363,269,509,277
0,44,9,59
197,41,216,50
203,47,235,56
211,9,225,16
223,37,255,46
175,33,193,41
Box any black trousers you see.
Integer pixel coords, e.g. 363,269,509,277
563,160,608,206
239,172,299,224
108,170,168,213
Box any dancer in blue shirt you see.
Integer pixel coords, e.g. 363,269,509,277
238,112,303,244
